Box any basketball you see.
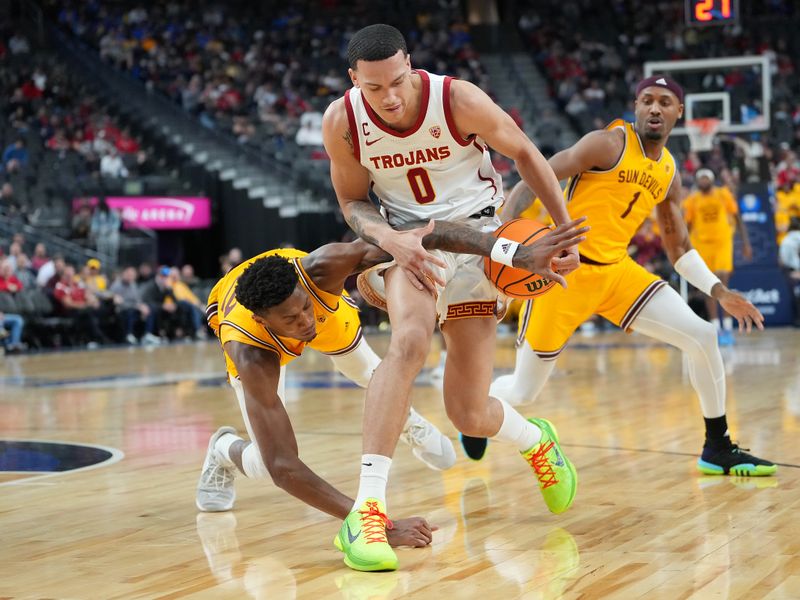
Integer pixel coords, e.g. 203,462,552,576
484,219,557,299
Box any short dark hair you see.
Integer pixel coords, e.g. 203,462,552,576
347,24,407,69
235,255,298,314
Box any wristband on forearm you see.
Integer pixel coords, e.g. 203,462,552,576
491,238,520,267
673,249,721,296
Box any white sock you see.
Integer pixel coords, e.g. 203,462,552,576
492,399,542,452
711,318,721,331
213,432,240,468
353,454,392,510
722,317,733,331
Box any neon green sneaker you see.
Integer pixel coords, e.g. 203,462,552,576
334,498,398,571
522,418,577,514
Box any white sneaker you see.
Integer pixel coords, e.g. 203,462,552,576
401,411,456,471
125,334,138,345
142,332,162,345
196,426,238,512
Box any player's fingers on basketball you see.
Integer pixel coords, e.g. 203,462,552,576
544,268,567,288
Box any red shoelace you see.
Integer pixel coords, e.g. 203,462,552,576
526,441,559,489
359,501,393,544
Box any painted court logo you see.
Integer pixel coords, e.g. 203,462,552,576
0,440,123,484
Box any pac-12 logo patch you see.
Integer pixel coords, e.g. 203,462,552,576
429,125,441,139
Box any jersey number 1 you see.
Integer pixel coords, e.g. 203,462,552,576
407,167,435,204
620,191,641,219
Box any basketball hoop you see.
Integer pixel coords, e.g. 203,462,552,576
686,118,722,152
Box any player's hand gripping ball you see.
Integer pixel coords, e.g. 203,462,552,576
484,219,558,299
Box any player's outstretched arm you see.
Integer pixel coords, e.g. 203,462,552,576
502,128,624,221
656,179,764,332
322,99,445,292
226,341,435,546
395,217,589,287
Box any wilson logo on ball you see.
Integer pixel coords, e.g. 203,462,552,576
525,278,552,292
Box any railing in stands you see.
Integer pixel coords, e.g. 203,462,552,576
0,209,112,269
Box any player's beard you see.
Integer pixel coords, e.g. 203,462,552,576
643,129,663,141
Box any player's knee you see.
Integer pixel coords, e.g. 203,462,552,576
695,318,719,351
445,403,485,436
387,326,431,367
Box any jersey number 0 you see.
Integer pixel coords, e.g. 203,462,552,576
407,167,436,204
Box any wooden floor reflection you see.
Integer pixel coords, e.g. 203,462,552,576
1,328,799,599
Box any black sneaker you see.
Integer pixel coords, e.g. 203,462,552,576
698,441,777,477
459,434,488,461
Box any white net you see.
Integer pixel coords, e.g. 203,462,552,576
686,118,722,152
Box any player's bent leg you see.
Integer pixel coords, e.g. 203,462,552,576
631,285,776,476
329,337,381,388
330,338,455,470
361,266,437,461
343,268,436,571
490,342,557,406
442,317,577,514
463,344,557,462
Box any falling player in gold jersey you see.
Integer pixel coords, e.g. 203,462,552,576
196,238,454,547
471,76,776,477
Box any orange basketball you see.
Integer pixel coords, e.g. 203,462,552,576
484,218,557,299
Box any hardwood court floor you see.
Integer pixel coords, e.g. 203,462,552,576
1,328,798,599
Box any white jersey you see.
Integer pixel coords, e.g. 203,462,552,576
344,70,503,226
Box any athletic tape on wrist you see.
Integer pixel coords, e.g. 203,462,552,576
491,238,520,267
673,249,721,296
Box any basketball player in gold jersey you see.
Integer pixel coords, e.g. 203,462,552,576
196,237,454,547
481,76,776,477
683,168,753,345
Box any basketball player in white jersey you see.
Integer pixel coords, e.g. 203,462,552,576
322,24,585,572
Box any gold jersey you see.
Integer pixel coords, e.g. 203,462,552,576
206,249,362,379
683,186,738,244
566,120,677,264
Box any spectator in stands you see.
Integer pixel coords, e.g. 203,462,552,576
0,259,23,293
167,267,204,339
180,264,199,288
110,266,161,345
138,262,155,283
82,259,112,301
8,33,30,55
2,138,28,173
227,247,242,268
141,267,182,339
0,183,25,221
780,217,800,327
90,199,121,262
5,242,23,272
0,311,26,354
30,243,49,273
71,202,93,243
100,147,129,178
37,254,65,289
114,128,140,154
13,254,36,290
53,264,107,348
775,170,800,244
630,218,669,277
